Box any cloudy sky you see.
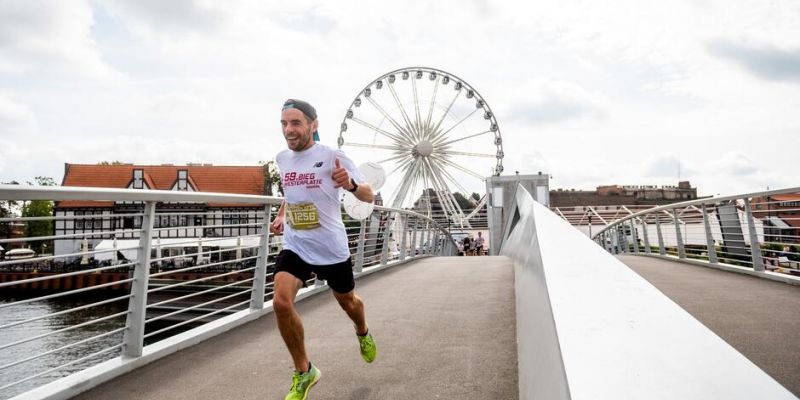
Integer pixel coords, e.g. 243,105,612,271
0,0,798,198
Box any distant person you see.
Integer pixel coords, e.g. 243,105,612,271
474,232,485,256
468,235,477,256
462,235,471,256
271,99,377,400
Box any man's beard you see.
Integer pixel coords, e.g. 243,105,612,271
287,128,312,151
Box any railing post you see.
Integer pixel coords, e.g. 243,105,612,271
702,204,718,264
354,219,366,272
656,216,666,256
250,205,271,310
429,227,435,254
620,225,629,253
630,219,639,254
380,213,394,266
122,201,155,358
399,214,407,261
641,219,652,254
743,198,765,272
410,218,418,258
673,209,686,259
426,225,433,255
419,221,428,255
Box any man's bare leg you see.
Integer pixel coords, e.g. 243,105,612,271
273,271,309,372
332,290,368,335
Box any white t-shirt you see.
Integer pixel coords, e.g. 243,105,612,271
276,143,365,265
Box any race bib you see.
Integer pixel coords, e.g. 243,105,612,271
286,202,321,230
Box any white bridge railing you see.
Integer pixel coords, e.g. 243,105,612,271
591,186,800,284
501,183,796,400
0,185,457,400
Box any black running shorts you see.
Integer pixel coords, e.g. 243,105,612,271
274,249,356,293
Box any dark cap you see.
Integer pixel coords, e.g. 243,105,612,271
282,99,317,121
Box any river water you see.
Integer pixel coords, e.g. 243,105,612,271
0,296,128,400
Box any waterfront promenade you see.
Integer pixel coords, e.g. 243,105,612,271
72,256,518,400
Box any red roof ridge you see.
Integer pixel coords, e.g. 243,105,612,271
61,163,266,196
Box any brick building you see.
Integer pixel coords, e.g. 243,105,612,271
750,194,800,244
550,181,699,208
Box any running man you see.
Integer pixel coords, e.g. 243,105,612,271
271,99,377,400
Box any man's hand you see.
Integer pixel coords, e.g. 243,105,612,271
270,212,284,235
332,158,354,190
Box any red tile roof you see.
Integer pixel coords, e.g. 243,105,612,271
58,164,266,208
772,194,800,202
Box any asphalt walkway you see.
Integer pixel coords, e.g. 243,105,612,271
73,256,518,400
618,255,800,397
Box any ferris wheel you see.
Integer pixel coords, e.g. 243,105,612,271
337,67,504,227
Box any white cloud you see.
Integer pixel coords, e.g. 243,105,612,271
0,94,35,129
0,0,798,199
0,0,122,81
502,80,604,125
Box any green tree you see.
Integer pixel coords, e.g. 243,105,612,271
260,160,283,196
453,192,476,210
21,177,56,254
1,181,20,239
471,192,481,202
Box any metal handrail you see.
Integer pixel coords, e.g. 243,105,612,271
590,186,800,282
592,186,800,238
0,184,458,399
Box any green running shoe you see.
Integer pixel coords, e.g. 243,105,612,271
285,363,321,400
358,332,377,363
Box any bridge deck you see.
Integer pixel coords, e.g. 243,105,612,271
618,255,800,397
73,256,518,400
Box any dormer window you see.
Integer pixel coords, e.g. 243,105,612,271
177,170,188,191
133,169,144,189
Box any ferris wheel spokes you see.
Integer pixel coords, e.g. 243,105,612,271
349,117,406,145
342,142,406,151
431,155,487,180
423,76,440,133
386,80,417,140
338,67,503,222
429,107,481,145
435,129,492,147
430,88,461,139
388,158,421,209
364,96,416,143
438,150,497,158
423,157,468,226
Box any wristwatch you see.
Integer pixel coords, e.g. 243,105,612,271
347,178,359,193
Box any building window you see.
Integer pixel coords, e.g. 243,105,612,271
75,211,84,229
133,169,144,189
94,212,102,229
177,170,188,191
